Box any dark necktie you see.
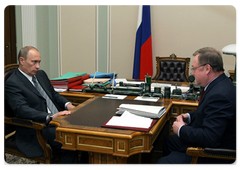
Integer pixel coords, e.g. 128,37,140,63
32,76,59,114
198,89,205,104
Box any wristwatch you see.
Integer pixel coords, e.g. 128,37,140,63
47,115,53,123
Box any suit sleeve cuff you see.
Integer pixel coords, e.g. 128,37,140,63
178,125,185,137
65,102,71,110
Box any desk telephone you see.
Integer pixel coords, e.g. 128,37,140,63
185,75,201,101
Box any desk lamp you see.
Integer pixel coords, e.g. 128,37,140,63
222,44,236,83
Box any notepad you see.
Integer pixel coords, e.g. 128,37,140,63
116,104,166,119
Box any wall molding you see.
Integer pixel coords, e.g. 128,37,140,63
21,5,37,47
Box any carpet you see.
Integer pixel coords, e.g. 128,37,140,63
5,153,38,164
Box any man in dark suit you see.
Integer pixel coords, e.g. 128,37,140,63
5,46,78,163
157,47,236,163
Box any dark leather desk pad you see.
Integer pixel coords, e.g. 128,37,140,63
64,97,163,128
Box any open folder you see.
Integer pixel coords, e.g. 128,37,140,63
116,104,166,119
102,111,158,132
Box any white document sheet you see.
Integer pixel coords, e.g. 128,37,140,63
106,111,153,128
54,88,67,92
102,94,127,100
134,96,159,102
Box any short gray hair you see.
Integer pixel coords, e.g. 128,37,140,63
193,47,224,72
18,46,38,62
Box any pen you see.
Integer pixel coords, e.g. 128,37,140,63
91,71,97,86
112,71,115,89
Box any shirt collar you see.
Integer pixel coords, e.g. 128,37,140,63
18,68,35,84
204,75,220,91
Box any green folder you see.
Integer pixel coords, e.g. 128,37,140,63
51,72,87,80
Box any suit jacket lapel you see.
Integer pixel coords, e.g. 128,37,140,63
16,69,43,98
199,73,226,105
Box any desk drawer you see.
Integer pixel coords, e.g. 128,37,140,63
171,105,197,116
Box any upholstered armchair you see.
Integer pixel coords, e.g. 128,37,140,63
152,54,190,82
4,64,55,163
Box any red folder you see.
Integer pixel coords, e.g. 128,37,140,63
102,118,158,132
52,79,82,89
50,76,82,84
51,74,90,89
69,85,88,91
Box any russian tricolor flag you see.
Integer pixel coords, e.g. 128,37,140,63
132,5,153,80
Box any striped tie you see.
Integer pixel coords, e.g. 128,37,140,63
32,76,59,114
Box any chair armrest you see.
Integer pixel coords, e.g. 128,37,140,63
186,147,236,161
203,148,236,158
4,116,46,130
4,116,52,163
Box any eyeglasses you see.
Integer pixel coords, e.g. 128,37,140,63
191,63,208,72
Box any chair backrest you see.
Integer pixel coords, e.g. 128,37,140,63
152,54,190,82
2,64,19,135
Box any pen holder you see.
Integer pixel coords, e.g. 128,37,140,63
172,88,182,95
145,75,151,84
164,87,171,99
119,81,124,86
144,83,151,93
154,87,161,93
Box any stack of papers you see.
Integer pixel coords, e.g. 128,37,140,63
83,78,110,85
116,104,166,119
50,72,89,90
106,111,153,129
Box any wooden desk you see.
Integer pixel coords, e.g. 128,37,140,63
51,92,198,163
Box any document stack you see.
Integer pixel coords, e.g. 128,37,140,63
50,72,89,91
83,78,110,86
89,71,118,86
116,104,166,119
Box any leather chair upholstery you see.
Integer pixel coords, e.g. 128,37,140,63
153,54,190,82
4,64,55,164
186,147,236,164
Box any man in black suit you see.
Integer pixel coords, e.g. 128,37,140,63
157,47,236,163
5,46,78,163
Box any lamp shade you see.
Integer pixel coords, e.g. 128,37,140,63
222,44,236,56
222,44,236,83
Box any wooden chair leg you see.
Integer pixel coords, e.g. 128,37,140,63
190,156,198,164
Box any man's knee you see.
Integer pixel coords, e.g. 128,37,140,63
157,151,192,164
156,156,170,164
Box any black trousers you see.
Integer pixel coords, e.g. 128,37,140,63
156,135,234,164
42,125,79,164
156,135,191,164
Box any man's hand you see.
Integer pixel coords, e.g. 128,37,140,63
66,103,75,110
177,113,189,124
172,114,189,135
52,110,71,120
